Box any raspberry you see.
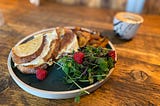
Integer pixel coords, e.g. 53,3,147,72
36,68,48,80
73,52,85,64
108,51,116,61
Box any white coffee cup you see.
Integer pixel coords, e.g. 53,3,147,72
113,12,144,40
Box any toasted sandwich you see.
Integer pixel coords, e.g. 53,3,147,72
11,27,79,74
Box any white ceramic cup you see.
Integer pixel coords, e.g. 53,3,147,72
113,12,144,40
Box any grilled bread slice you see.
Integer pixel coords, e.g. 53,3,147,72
17,63,48,74
12,35,45,64
15,39,59,74
56,27,79,59
16,40,60,74
12,30,59,74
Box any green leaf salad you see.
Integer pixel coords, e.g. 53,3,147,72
55,46,116,102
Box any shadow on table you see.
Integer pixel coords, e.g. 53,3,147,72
101,29,132,44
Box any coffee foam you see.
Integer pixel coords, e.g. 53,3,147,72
115,12,143,24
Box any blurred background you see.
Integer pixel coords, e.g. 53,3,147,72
38,0,160,14
0,0,159,31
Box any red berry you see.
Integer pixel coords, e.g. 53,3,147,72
73,52,85,64
108,51,116,61
36,68,48,80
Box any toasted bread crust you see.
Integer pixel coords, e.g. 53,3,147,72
14,36,60,74
12,36,46,64
17,63,48,74
58,29,75,52
43,39,60,62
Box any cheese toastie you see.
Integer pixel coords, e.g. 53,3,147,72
11,27,79,74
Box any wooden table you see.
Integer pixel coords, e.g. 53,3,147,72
0,0,160,106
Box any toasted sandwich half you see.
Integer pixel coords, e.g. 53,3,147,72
11,27,79,74
56,27,79,59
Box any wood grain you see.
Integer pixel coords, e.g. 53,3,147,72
0,0,160,106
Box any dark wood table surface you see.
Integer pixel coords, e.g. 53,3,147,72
0,0,160,106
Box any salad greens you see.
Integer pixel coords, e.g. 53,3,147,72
56,46,115,102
